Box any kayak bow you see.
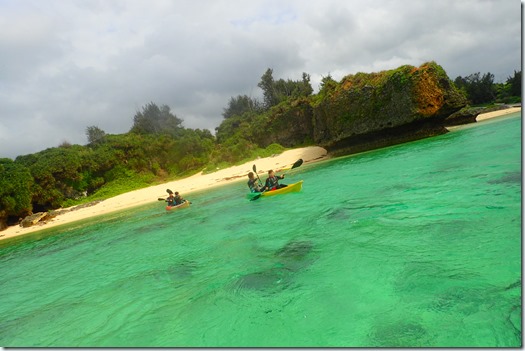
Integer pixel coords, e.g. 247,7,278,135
166,201,191,211
247,180,303,200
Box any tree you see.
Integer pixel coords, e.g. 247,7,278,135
86,125,107,145
318,74,338,96
222,95,261,119
258,68,313,109
258,68,279,109
0,158,34,229
299,72,314,97
16,147,85,211
454,72,495,104
130,102,183,136
507,70,521,97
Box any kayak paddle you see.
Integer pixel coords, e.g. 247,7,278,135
291,158,303,169
252,164,263,185
250,164,265,201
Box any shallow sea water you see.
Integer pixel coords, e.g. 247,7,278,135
0,113,521,347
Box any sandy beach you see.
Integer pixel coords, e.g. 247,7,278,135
1,106,520,242
476,106,521,121
0,146,329,241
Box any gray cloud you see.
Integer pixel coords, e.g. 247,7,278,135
0,0,520,159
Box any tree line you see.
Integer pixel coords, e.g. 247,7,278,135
0,67,520,229
454,70,521,105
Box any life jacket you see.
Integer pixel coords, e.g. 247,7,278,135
248,179,262,192
266,176,280,190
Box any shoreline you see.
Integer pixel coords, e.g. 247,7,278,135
0,106,520,243
475,106,521,121
0,146,329,241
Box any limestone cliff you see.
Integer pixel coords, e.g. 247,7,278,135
254,98,314,147
310,62,467,155
219,61,468,157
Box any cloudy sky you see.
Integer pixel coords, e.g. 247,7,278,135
0,0,521,159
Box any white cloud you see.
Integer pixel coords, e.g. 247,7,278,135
0,0,521,158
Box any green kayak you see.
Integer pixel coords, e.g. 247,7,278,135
247,180,303,200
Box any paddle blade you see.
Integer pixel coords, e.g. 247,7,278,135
166,189,173,194
291,158,303,169
250,194,262,201
252,164,257,172
158,198,166,201
247,192,262,201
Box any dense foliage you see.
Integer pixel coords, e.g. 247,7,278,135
454,70,521,105
0,65,520,230
0,159,34,229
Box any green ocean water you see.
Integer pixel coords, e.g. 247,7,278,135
0,113,521,347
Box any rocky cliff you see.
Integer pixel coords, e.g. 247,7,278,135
310,62,467,155
260,62,467,155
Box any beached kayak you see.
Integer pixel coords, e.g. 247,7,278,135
247,180,303,200
166,201,191,211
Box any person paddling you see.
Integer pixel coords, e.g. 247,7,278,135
247,171,265,193
166,189,187,206
174,191,186,205
166,190,177,206
265,170,287,191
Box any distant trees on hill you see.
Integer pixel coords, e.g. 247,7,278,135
258,68,313,109
454,70,521,105
130,102,184,136
86,125,106,145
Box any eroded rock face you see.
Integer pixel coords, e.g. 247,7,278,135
311,62,467,154
444,104,515,126
253,62,467,156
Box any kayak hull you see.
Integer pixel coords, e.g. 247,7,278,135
166,201,190,211
247,180,303,200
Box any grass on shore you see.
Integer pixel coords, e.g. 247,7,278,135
61,143,288,208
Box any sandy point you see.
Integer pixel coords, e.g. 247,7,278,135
476,107,521,121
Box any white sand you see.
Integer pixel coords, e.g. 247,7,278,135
0,146,329,241
476,107,521,121
447,106,521,131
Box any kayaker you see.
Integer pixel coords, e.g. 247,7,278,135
166,190,177,206
247,172,265,193
265,170,287,191
174,191,185,205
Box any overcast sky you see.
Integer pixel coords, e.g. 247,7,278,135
0,0,521,159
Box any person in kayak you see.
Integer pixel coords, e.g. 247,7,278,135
166,190,177,206
265,170,287,191
174,191,186,205
247,172,265,193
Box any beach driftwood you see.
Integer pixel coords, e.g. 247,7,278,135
18,200,104,229
20,212,49,228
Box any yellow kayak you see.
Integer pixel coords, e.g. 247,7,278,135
247,180,303,200
166,201,191,211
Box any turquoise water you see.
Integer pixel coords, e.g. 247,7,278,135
0,114,521,347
